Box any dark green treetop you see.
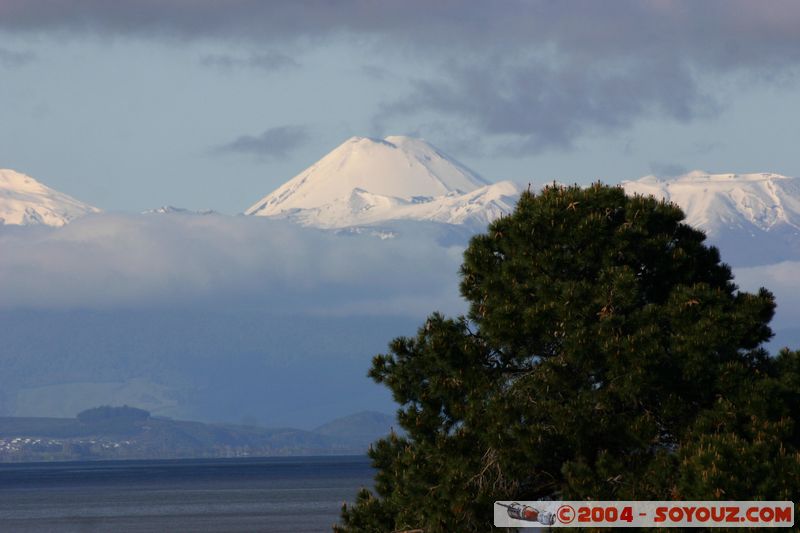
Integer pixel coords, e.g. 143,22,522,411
336,183,799,532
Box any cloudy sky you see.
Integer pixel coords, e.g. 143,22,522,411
3,2,800,422
0,215,465,314
1,1,800,213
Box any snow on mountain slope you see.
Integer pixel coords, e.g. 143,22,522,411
623,171,800,266
277,180,521,230
0,169,100,226
246,136,800,264
142,206,217,215
246,135,519,230
622,171,800,234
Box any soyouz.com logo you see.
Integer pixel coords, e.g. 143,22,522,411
494,501,795,528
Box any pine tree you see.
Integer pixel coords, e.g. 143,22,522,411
335,183,800,532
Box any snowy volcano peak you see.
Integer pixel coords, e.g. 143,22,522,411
674,170,790,183
245,135,489,219
623,170,800,234
0,169,100,226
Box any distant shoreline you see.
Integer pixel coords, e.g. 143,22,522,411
0,408,397,463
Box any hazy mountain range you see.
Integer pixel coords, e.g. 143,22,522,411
1,136,798,427
245,135,519,232
0,168,99,226
3,137,800,267
0,407,398,462
622,171,800,266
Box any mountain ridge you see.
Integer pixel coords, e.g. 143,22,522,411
623,171,800,266
4,153,800,267
0,169,99,226
622,171,800,233
0,408,397,461
245,135,518,230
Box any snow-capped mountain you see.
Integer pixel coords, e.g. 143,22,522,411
0,169,99,226
142,206,217,215
623,171,800,266
246,136,521,231
622,171,800,234
244,136,799,265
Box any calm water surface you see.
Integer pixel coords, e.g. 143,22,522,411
0,456,374,532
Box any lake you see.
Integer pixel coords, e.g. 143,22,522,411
0,456,374,532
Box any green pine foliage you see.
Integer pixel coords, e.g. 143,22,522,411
335,183,800,532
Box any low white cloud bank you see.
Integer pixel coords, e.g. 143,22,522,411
0,214,466,315
3,214,798,332
734,261,800,331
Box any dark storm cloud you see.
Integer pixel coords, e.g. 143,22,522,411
3,1,798,66
0,1,492,39
0,47,35,67
377,54,719,153
648,162,688,178
360,65,391,81
2,1,800,152
200,51,299,71
215,125,309,159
